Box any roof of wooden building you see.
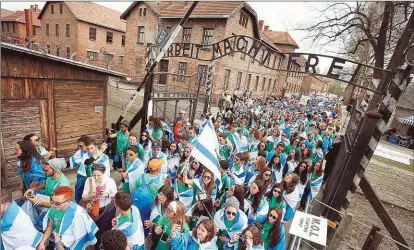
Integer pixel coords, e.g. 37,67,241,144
263,31,299,49
38,2,126,32
1,42,127,78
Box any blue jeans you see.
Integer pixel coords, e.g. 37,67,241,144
75,174,87,204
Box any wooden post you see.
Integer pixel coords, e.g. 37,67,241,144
325,214,353,250
362,226,383,250
359,177,407,250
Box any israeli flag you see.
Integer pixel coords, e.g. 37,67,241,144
191,120,222,190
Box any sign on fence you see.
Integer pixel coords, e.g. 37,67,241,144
289,211,328,246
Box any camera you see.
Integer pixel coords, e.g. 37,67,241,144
238,234,246,243
197,192,207,201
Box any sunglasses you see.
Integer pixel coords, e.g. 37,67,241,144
269,214,278,220
141,134,147,137
203,175,212,180
32,138,40,142
165,207,174,214
51,199,70,206
273,189,281,193
264,173,271,177
226,211,237,216
157,193,166,199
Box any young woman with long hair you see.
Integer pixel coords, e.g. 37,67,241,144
280,173,300,222
170,219,218,249
224,224,264,250
183,169,217,205
267,154,285,183
266,183,286,211
249,167,273,192
293,161,309,189
166,142,181,185
139,131,152,158
154,201,190,250
286,149,299,176
148,116,164,142
144,185,175,229
245,180,269,224
16,141,47,197
260,207,286,250
298,161,324,211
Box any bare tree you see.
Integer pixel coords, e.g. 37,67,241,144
298,2,414,109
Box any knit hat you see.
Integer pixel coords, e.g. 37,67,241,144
148,158,165,171
225,196,240,210
46,158,67,173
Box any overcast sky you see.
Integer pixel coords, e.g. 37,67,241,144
1,1,339,72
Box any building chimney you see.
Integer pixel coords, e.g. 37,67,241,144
24,9,33,38
30,5,34,9
258,20,264,31
35,4,40,12
264,25,269,31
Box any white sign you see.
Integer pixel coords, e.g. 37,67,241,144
289,211,328,246
94,106,103,113
299,95,310,105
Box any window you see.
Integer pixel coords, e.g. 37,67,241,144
12,23,15,33
105,54,114,63
51,5,54,14
60,4,63,14
137,26,145,43
139,8,147,17
236,72,242,89
197,65,208,85
46,24,49,36
262,77,266,91
87,51,98,60
66,24,70,37
47,45,51,54
89,27,96,40
224,69,231,89
239,13,248,28
32,25,36,35
254,75,259,90
1,23,4,32
182,28,192,43
56,47,60,57
178,62,187,81
119,56,124,64
121,35,125,47
202,28,213,46
106,32,113,43
246,74,252,89
66,47,70,59
7,23,10,32
55,24,59,36
273,79,277,91
268,78,272,90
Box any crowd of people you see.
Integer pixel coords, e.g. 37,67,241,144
1,93,343,250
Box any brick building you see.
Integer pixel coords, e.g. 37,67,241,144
301,75,330,94
121,1,290,103
263,30,306,95
37,1,126,72
1,5,41,44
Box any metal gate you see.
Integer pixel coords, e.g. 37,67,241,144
151,92,206,126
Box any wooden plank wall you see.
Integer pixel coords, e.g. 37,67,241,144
1,100,42,185
54,81,106,159
1,48,112,186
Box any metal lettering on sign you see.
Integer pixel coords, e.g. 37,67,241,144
95,106,103,113
289,211,328,246
155,27,171,48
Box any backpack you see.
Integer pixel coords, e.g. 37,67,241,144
132,175,159,222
